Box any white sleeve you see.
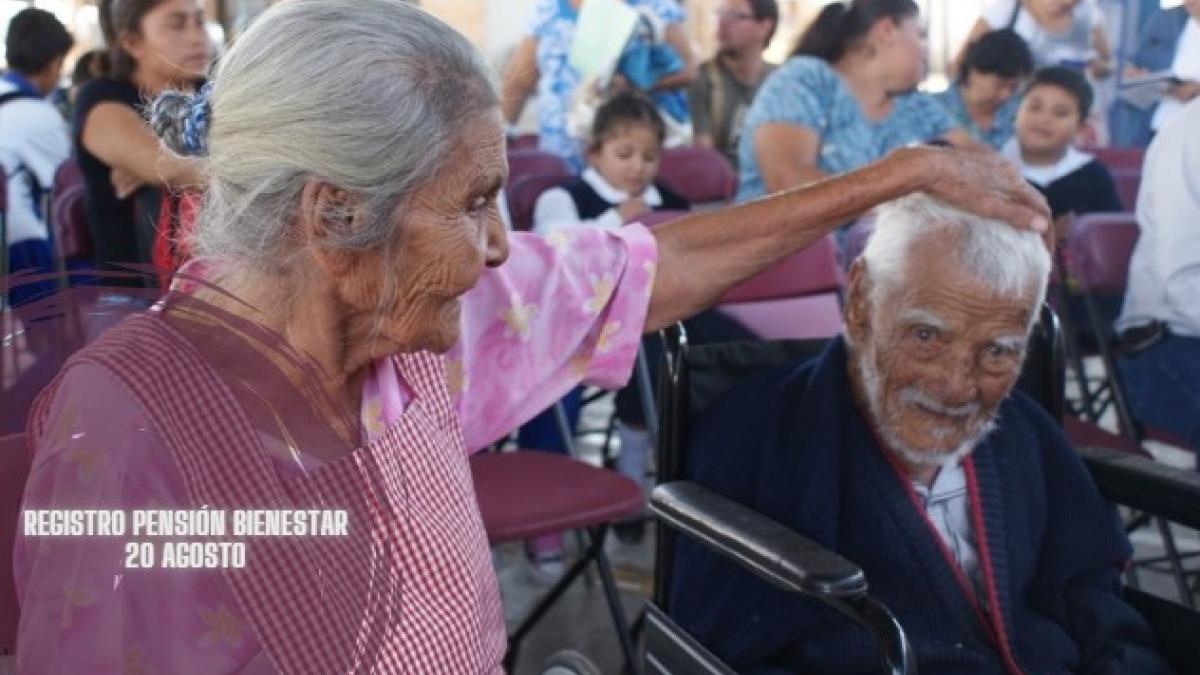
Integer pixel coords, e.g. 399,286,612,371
980,0,1018,29
1082,0,1104,30
1156,115,1200,331
532,187,623,235
18,103,70,188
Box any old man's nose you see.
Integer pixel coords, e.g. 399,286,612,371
929,357,981,407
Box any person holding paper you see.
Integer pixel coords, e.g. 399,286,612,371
1112,0,1200,146
500,0,696,171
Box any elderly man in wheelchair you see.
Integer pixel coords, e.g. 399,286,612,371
667,194,1173,674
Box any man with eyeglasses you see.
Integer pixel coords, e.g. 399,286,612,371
688,0,778,169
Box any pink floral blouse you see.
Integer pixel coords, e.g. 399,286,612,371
14,225,657,674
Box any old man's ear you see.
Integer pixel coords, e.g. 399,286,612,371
844,259,874,346
299,179,365,276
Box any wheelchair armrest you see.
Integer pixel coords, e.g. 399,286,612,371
650,481,867,597
1077,445,1200,531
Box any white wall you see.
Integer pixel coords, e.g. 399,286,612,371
485,0,538,68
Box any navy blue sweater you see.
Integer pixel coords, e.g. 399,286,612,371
670,338,1172,674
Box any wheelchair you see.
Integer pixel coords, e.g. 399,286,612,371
641,306,1200,674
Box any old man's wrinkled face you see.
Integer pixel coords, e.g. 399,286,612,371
847,235,1034,467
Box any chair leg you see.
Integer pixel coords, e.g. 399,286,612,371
1122,510,1150,590
602,412,617,470
590,527,640,675
506,549,598,671
573,529,595,587
1156,517,1196,610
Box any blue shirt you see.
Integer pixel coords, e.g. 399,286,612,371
528,0,685,172
735,56,955,201
934,84,1020,150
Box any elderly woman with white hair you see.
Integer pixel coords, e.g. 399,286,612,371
12,1,1049,673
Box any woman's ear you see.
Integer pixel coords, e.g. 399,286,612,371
298,179,364,277
844,259,873,346
119,31,146,63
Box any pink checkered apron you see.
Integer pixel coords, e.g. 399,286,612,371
29,311,507,673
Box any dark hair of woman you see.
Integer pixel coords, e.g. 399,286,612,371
793,0,919,62
958,29,1034,84
97,0,173,79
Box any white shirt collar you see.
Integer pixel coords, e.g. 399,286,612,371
1001,139,1094,188
582,167,663,207
912,459,968,504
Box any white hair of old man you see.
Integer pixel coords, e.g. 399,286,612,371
191,0,499,265
859,193,1052,322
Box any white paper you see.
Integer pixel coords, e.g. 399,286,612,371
569,0,639,81
1120,70,1177,110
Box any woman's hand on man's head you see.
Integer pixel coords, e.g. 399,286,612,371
896,145,1052,251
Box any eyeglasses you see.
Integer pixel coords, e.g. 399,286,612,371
715,9,756,23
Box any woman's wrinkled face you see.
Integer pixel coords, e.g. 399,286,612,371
339,112,510,356
126,0,210,82
848,236,1034,466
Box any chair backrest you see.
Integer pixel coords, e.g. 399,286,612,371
50,159,93,262
506,174,570,232
1065,213,1138,296
1,165,8,296
0,433,30,655
652,305,1064,608
1111,168,1142,212
507,133,540,151
506,148,570,185
635,210,690,228
1091,147,1145,173
657,147,737,205
719,235,842,304
840,217,876,267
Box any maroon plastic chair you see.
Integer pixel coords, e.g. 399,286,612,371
1110,167,1142,212
633,209,689,228
1066,213,1139,296
657,146,736,206
49,160,92,263
717,234,844,340
1066,214,1192,445
470,450,643,672
506,148,570,185
0,433,30,657
507,133,540,151
2,165,9,300
506,174,570,232
1091,147,1145,173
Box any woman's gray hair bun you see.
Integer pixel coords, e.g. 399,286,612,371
150,83,212,157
